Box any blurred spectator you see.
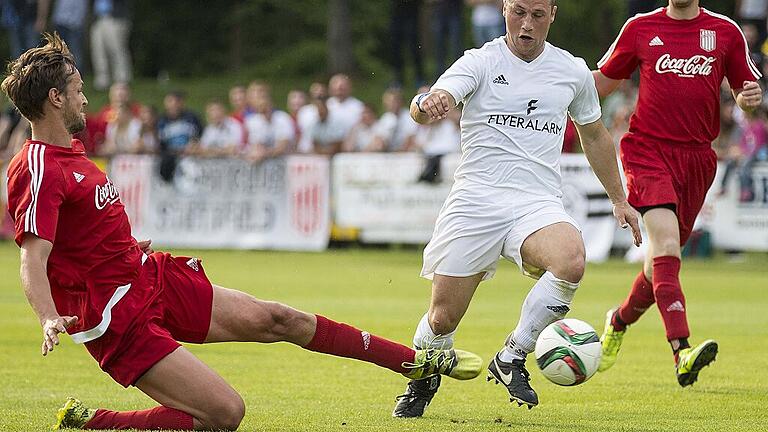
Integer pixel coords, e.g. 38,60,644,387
741,23,765,76
228,85,247,123
390,0,425,88
343,103,380,152
602,80,637,130
431,0,463,78
86,81,140,153
327,74,364,137
719,107,768,202
135,105,159,154
52,0,87,65
737,0,768,48
287,89,308,145
157,91,202,180
372,88,418,152
244,92,295,163
1,0,48,58
310,97,347,156
466,0,504,47
91,0,132,90
0,102,29,161
296,81,327,153
99,104,141,156
628,0,658,16
192,100,244,158
413,108,461,183
245,80,270,117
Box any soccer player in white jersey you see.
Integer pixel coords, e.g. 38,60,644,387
392,0,643,417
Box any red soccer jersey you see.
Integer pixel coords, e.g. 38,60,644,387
6,140,150,341
598,7,761,147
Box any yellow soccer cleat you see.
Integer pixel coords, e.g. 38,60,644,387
52,397,95,430
598,308,625,372
676,339,718,387
402,348,483,381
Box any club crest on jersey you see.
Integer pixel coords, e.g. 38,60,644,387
95,178,120,210
700,29,716,52
655,54,715,78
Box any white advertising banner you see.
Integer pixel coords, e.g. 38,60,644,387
109,155,330,251
333,153,617,261
706,162,768,251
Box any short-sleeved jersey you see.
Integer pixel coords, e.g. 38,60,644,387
6,140,148,342
598,7,761,147
434,37,601,197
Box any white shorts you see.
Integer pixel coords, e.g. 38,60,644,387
421,185,581,281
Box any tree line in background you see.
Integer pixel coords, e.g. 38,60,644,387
0,0,738,82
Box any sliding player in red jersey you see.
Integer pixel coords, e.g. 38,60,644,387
3,34,482,431
593,0,762,386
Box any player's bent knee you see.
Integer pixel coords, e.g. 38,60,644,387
549,250,585,283
428,309,460,335
654,237,682,258
201,394,245,431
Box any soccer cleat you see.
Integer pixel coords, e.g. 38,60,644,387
401,348,483,381
52,397,96,430
676,339,718,387
392,375,441,418
487,353,538,408
598,308,625,372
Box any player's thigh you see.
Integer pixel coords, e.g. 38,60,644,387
205,285,316,346
135,346,244,429
642,207,681,257
519,222,585,282
428,273,484,334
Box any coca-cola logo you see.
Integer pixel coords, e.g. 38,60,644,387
95,178,120,210
655,54,715,77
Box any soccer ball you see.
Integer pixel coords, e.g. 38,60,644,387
534,318,601,386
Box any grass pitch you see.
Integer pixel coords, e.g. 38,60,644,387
0,241,766,431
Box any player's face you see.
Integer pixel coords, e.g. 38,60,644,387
62,69,87,134
504,0,557,61
669,0,697,9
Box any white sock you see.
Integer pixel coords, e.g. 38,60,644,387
412,312,455,350
499,271,579,362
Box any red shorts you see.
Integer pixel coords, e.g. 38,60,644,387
620,134,717,245
85,252,214,387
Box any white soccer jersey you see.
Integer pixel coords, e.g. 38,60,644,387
433,37,601,198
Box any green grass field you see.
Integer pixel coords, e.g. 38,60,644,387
0,241,766,431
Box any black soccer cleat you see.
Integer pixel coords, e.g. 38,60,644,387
487,353,539,408
392,375,441,418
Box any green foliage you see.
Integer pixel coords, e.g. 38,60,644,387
0,242,766,431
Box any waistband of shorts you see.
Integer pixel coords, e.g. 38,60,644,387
623,133,713,151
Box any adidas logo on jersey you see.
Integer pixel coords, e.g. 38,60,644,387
666,301,685,312
73,172,85,183
493,74,509,85
649,36,664,46
186,258,200,272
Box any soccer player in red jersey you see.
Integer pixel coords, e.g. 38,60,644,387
593,0,763,386
2,34,483,431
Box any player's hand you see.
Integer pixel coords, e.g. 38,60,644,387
613,201,642,247
41,316,78,356
739,81,762,111
418,91,453,121
137,239,153,255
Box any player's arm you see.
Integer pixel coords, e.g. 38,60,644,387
410,90,457,125
575,119,642,246
733,81,763,112
591,70,623,99
20,235,78,356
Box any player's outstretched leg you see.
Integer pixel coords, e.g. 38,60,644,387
204,286,482,381
488,223,583,409
394,274,482,418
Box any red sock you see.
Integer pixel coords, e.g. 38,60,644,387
84,406,193,430
305,315,416,374
613,270,655,331
652,256,690,341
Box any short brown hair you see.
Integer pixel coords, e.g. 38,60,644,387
1,33,77,121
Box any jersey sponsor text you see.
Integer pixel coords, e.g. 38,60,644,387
655,54,715,78
487,114,563,135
